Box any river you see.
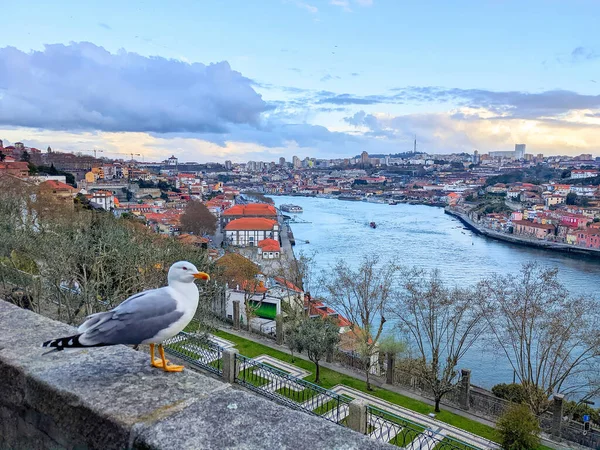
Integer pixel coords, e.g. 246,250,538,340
273,195,600,389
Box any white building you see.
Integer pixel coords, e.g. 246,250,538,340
88,190,116,210
224,218,279,246
571,169,598,179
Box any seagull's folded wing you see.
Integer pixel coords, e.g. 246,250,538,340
78,287,183,346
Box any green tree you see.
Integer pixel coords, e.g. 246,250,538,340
566,192,578,205
20,151,30,162
496,404,541,450
0,150,5,161
180,199,217,236
295,318,340,383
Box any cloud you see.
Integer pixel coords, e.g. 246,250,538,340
330,0,352,12
320,74,341,82
350,72,360,77
389,87,600,118
344,107,600,154
570,46,600,62
317,93,394,105
330,0,373,10
98,23,112,30
0,43,268,134
287,0,318,14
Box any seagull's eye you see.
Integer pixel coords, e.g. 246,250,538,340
182,267,188,270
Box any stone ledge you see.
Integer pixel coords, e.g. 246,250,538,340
0,300,390,450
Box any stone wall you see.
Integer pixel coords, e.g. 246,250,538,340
0,300,390,450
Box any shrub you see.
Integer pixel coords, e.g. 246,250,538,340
496,403,540,450
492,383,527,403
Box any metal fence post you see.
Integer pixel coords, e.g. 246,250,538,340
222,347,239,384
347,399,368,435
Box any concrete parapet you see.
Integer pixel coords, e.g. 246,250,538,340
0,300,390,450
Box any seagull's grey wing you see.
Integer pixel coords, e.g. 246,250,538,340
79,287,183,346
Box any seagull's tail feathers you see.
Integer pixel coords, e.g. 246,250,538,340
42,334,85,351
42,334,108,351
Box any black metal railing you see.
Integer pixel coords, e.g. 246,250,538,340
366,406,481,450
163,331,223,375
234,353,352,424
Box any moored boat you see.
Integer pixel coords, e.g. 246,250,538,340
280,204,303,213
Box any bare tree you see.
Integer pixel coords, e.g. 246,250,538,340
323,255,398,390
393,268,487,412
180,199,217,236
480,263,600,415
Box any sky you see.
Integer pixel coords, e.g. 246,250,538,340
1,0,600,162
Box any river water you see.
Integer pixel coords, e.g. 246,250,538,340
274,195,600,389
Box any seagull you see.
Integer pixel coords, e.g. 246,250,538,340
42,261,210,372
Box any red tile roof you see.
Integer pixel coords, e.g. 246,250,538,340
273,277,303,293
258,238,280,252
224,218,278,231
513,220,555,230
39,180,75,191
223,204,277,216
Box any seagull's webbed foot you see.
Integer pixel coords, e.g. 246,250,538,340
154,344,184,372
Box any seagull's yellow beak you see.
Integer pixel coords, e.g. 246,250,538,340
193,272,211,281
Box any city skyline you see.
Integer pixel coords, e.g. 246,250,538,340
1,0,600,162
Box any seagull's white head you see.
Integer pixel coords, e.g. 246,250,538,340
168,261,210,284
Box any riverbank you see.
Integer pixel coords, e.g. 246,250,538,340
445,208,600,258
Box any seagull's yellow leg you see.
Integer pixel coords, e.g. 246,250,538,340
158,344,184,372
150,343,167,368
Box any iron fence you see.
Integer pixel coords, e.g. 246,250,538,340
234,353,352,424
163,331,223,375
366,406,481,450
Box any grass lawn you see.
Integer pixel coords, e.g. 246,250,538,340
313,395,354,416
214,330,554,450
275,386,319,402
237,366,271,387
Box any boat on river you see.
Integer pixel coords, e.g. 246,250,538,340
280,204,303,213
370,222,377,229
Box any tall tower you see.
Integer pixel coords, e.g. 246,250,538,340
414,135,417,154
361,151,369,164
515,144,526,159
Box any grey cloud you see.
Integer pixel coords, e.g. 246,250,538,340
0,42,268,133
317,93,392,105
389,86,600,118
98,23,112,30
350,72,359,76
